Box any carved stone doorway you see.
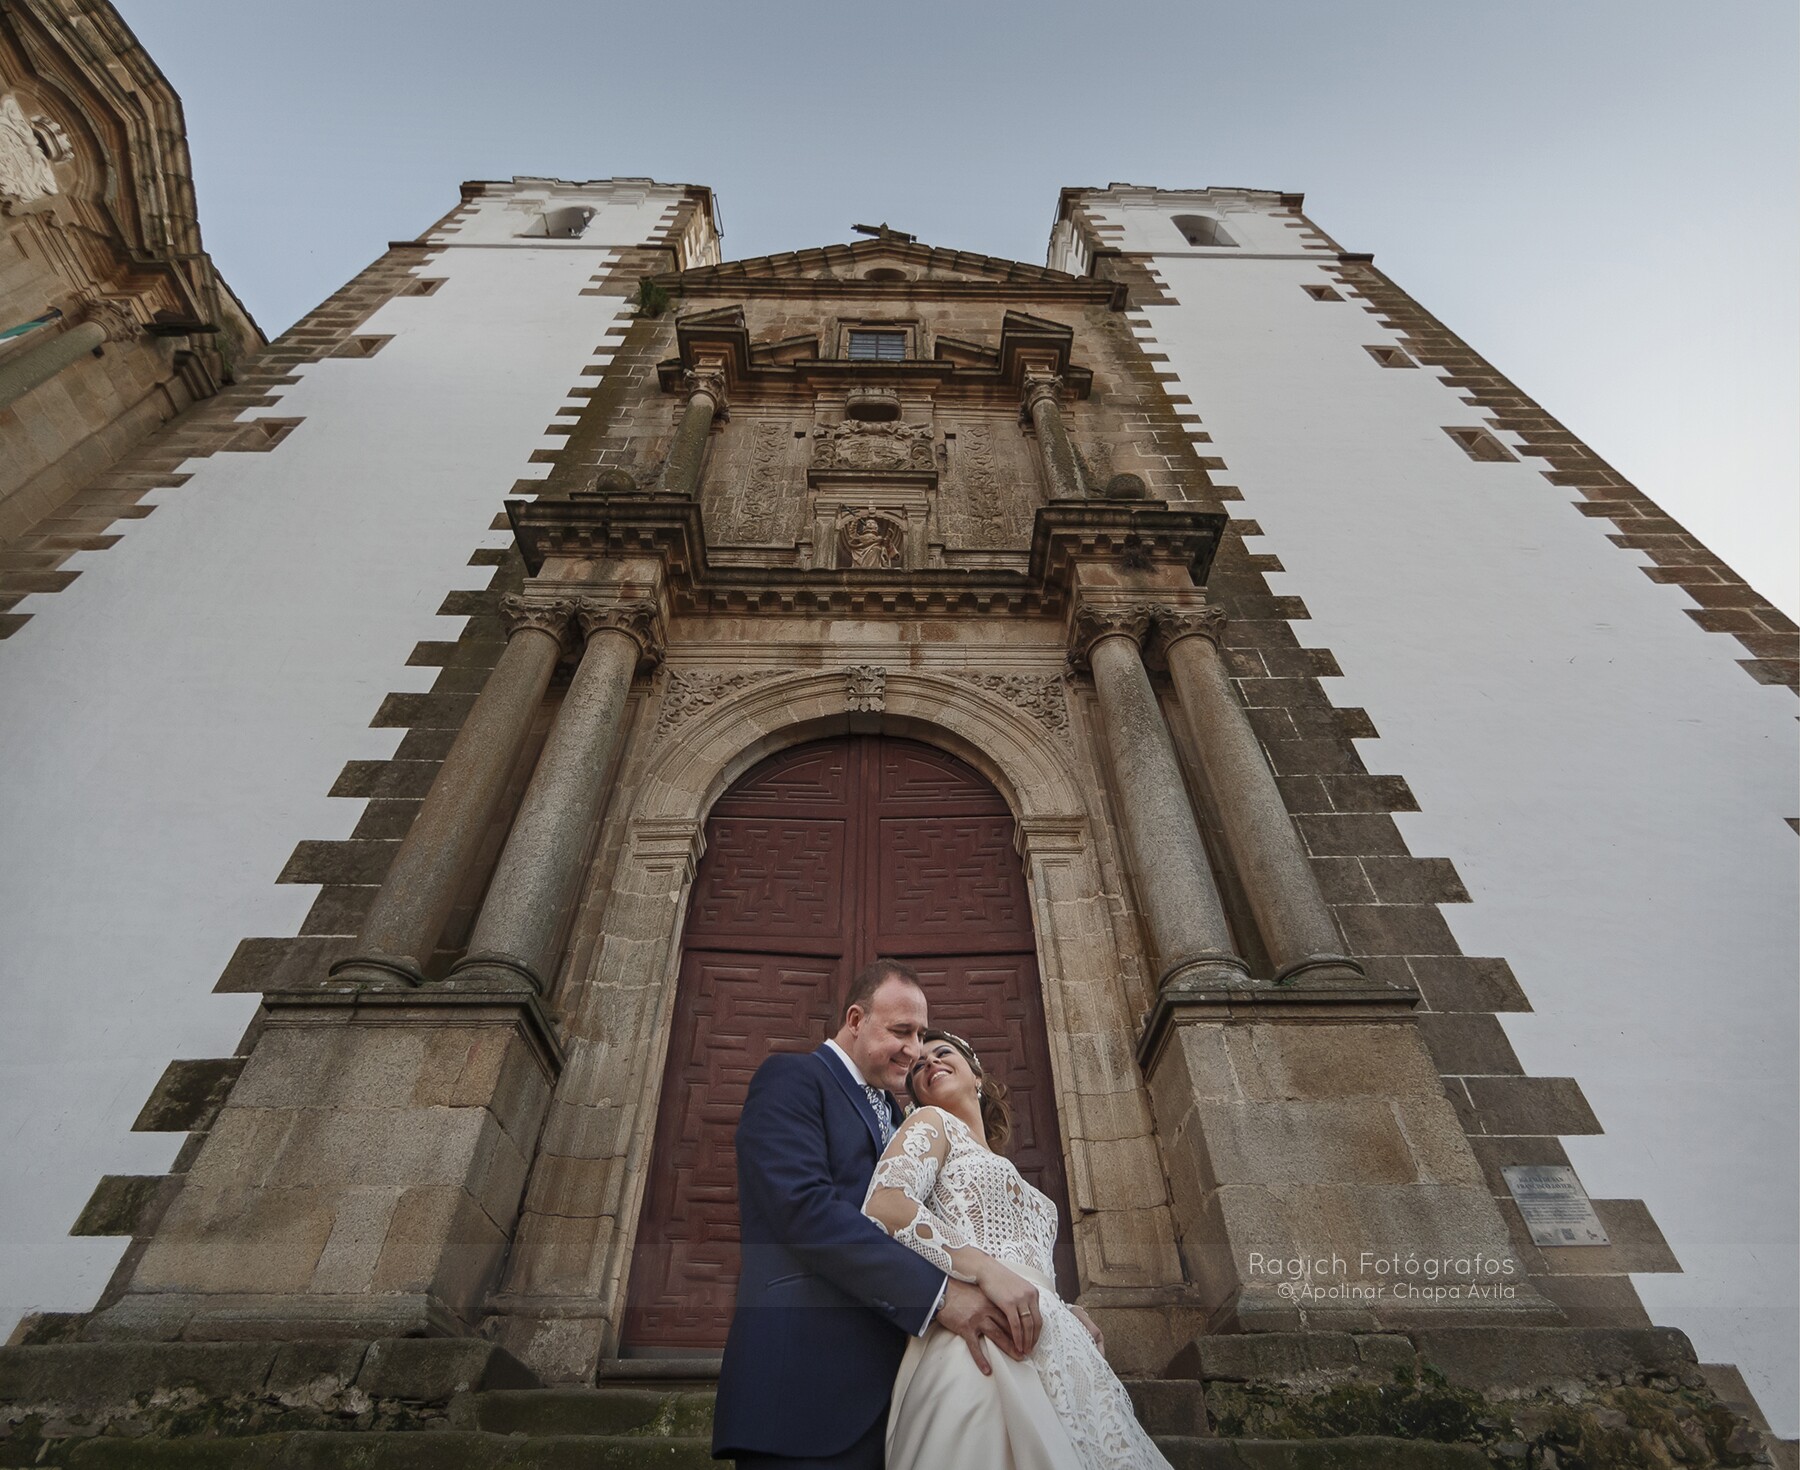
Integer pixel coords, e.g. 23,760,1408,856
621,734,1074,1351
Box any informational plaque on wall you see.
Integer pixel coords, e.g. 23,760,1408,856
1503,1165,1610,1246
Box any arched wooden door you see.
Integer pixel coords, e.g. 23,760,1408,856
622,734,1074,1351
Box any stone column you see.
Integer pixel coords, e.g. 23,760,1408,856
331,595,571,986
1153,605,1365,985
0,320,104,411
451,600,665,995
1023,371,1085,500
1070,604,1249,993
659,367,726,496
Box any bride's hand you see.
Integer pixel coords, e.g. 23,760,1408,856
1069,1304,1105,1352
974,1259,1041,1355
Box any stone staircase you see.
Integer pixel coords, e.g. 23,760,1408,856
5,1331,1788,1467
35,1376,1487,1468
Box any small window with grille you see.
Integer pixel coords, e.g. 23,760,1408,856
847,329,907,362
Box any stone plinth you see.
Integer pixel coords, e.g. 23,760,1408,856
87,986,561,1342
1144,997,1560,1335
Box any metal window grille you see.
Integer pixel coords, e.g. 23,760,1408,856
848,330,906,362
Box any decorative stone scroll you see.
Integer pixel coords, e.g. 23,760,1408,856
950,671,1070,738
1066,604,1152,671
655,669,782,735
845,665,886,712
575,598,666,671
812,419,934,472
0,95,57,206
837,507,905,569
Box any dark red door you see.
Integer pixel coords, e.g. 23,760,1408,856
622,735,1074,1350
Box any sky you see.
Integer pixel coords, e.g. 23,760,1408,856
117,0,1798,616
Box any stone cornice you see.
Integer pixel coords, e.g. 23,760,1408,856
507,497,1229,618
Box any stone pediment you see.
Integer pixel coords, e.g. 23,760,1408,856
662,238,1123,306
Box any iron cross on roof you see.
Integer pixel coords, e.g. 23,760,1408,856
851,222,916,244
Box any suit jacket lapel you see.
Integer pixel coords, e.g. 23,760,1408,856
814,1045,884,1155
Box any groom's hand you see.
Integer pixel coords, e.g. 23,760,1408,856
936,1279,1025,1373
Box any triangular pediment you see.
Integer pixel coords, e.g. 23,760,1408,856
662,237,1102,293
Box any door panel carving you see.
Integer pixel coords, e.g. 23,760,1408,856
623,735,1072,1351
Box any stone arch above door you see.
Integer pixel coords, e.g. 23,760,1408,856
493,666,1189,1381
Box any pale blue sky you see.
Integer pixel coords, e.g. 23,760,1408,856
120,0,1798,614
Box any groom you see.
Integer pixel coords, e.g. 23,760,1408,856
712,958,1021,1468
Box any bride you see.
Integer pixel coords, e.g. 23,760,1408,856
861,1029,1172,1470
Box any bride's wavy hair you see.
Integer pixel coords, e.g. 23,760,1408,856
917,1028,1012,1153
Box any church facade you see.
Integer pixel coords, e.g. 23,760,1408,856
1,6,1795,1459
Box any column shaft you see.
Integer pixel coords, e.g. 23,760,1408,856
1163,626,1361,982
0,321,105,411
1086,631,1248,989
661,383,720,495
1027,386,1084,500
335,610,564,983
455,620,644,992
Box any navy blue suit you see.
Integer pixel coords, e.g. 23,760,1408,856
712,1046,947,1464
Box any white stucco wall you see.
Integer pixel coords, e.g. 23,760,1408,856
0,183,681,1338
1086,191,1798,1432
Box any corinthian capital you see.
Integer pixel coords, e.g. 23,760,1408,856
1147,603,1228,658
1066,603,1152,671
682,366,728,415
1021,371,1064,415
575,598,666,671
499,594,576,647
77,294,140,344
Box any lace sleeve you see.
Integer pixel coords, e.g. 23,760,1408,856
861,1108,975,1279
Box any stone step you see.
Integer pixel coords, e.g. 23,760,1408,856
61,1433,717,1468
57,1430,1489,1469
454,1386,718,1437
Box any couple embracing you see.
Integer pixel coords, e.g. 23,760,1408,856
712,959,1170,1470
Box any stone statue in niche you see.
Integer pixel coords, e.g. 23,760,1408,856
837,508,905,569
0,95,59,206
812,420,934,472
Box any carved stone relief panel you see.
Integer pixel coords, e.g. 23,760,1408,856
700,413,808,547
939,415,1037,552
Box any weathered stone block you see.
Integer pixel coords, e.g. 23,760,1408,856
354,1337,536,1398
70,1175,174,1237
131,1059,247,1133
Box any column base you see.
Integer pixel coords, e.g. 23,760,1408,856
326,951,427,986
449,951,548,995
1272,953,1368,986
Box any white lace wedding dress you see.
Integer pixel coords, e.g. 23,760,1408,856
862,1106,1171,1470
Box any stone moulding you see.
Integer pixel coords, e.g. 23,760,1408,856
505,495,1229,615
1134,973,1422,1074
262,980,567,1079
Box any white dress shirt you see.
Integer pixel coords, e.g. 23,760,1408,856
825,1037,945,1332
